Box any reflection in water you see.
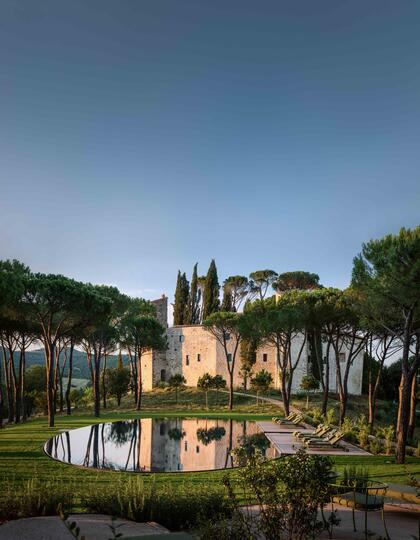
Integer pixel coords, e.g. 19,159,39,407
44,418,279,473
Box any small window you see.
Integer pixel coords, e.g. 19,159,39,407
262,353,268,362
160,369,166,382
197,354,201,362
196,445,200,453
186,355,189,366
184,441,188,451
339,353,346,363
179,335,184,342
227,353,232,362
160,424,166,436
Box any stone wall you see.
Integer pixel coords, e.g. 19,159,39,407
166,324,364,395
144,296,364,396
142,295,170,391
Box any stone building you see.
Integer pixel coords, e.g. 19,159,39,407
143,295,364,396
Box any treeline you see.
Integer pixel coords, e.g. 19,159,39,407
198,226,419,464
174,260,320,325
0,265,166,428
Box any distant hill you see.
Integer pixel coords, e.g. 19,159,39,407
10,349,131,380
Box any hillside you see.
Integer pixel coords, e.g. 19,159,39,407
13,349,131,380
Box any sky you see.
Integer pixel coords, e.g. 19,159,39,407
1,0,419,307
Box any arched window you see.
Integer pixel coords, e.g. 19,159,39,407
160,369,166,381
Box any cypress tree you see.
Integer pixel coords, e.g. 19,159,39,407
221,283,234,312
173,271,189,325
202,259,220,321
117,349,123,370
186,263,201,324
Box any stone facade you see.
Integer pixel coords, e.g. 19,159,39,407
143,296,364,396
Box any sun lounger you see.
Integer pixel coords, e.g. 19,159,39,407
274,414,304,426
298,427,338,443
305,430,346,449
272,412,298,423
294,423,332,440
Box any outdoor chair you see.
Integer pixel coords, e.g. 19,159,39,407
274,413,304,426
272,412,298,423
294,424,333,441
328,478,390,540
304,430,346,449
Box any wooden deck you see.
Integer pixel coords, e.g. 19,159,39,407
257,421,371,456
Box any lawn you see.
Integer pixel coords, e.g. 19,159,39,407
1,388,419,515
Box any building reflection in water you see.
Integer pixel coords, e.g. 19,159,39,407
44,418,279,473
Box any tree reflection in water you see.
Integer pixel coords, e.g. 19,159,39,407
106,421,135,446
44,418,271,472
196,426,226,445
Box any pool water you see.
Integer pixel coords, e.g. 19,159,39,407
44,417,279,472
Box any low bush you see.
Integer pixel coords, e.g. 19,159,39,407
369,438,382,455
202,450,337,540
325,408,337,426
356,414,371,448
376,425,395,455
80,476,233,531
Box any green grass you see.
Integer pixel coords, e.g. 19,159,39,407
1,388,419,515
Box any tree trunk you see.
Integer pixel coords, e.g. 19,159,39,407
228,370,234,410
408,368,418,442
280,375,289,416
53,346,60,414
321,342,330,417
136,350,143,411
14,349,24,423
396,371,412,463
128,349,138,404
45,341,56,428
3,344,14,423
0,349,4,428
396,316,416,464
93,353,101,418
65,340,74,415
21,347,26,421
102,353,107,409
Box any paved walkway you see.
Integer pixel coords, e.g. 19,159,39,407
231,390,288,408
319,503,419,539
0,514,170,540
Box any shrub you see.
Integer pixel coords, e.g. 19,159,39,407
80,476,232,531
340,417,354,435
308,406,323,424
211,450,336,540
78,386,94,407
376,425,395,455
369,438,382,455
324,408,336,426
356,415,370,448
0,477,75,521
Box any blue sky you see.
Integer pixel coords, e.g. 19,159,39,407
1,0,419,304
